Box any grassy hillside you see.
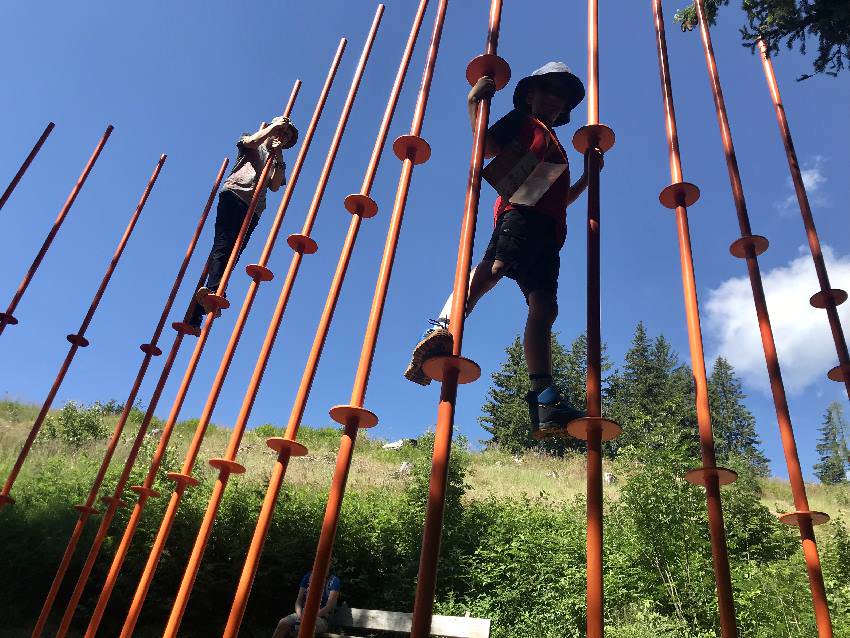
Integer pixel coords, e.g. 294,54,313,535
2,398,846,519
1,398,849,637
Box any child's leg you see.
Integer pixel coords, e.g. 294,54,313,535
429,261,502,328
524,290,557,391
204,192,249,293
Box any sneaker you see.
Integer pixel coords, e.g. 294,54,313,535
404,319,453,386
526,386,585,436
195,286,225,319
195,286,213,311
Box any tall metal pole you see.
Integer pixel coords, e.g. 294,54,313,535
756,38,839,637
553,1,622,637
292,4,449,638
696,0,837,632
652,2,739,636
0,153,158,509
93,69,331,638
0,124,112,335
758,40,849,401
28,153,167,636
0,121,55,213
219,4,427,635
161,9,382,637
117,49,343,638
47,158,228,637
406,2,510,636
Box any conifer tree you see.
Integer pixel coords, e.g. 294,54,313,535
814,402,850,484
609,323,698,459
480,334,587,455
707,357,770,475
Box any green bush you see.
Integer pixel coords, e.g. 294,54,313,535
253,423,280,438
39,401,110,448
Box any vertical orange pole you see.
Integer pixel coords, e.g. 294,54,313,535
162,9,382,636
759,41,850,400
222,3,428,635
296,5,450,638
0,124,112,335
46,159,228,638
696,0,837,633
0,121,55,213
0,152,157,510
27,153,166,636
562,2,621,637
118,52,342,637
652,2,739,636
758,39,839,637
408,3,510,636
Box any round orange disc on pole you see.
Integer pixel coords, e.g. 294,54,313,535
266,438,309,456
809,288,847,309
729,234,769,259
329,405,378,429
465,54,510,89
684,466,739,487
344,193,379,218
421,355,480,384
392,134,431,164
659,182,700,209
779,510,831,526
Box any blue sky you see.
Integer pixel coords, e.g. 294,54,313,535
0,1,847,481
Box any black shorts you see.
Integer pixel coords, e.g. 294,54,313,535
482,208,560,300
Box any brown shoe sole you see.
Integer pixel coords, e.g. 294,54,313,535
404,328,453,386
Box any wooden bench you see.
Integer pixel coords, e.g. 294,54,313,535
317,606,491,638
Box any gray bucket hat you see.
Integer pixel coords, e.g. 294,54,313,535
512,61,585,126
270,116,299,149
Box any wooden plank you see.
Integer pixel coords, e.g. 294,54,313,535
329,607,490,638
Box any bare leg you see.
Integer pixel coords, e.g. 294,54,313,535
466,261,503,316
524,290,558,391
272,616,296,638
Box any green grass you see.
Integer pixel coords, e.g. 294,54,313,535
2,398,847,521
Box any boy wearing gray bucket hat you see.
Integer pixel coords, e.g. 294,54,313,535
405,62,596,438
188,116,298,331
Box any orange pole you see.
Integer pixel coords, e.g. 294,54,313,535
297,4,447,637
0,151,156,510
46,159,228,638
696,0,838,633
652,2,739,636
118,51,342,637
221,3,427,635
559,2,624,637
406,3,510,636
0,121,55,213
27,153,166,636
759,41,849,400
163,9,382,636
0,124,112,335
758,38,839,637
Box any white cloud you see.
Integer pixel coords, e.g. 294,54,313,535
775,155,829,213
705,245,850,395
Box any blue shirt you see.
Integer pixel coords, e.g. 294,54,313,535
299,571,341,607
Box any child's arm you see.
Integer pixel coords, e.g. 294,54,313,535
467,77,501,158
565,151,604,206
268,139,286,192
239,122,286,149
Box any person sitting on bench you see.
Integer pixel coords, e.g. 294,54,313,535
273,570,341,637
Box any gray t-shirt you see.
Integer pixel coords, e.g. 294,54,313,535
222,136,271,215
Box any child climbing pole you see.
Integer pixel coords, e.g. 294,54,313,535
404,61,591,437
188,116,298,331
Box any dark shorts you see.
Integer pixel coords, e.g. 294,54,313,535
482,208,560,300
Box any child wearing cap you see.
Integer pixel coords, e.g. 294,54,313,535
188,117,298,331
405,62,596,438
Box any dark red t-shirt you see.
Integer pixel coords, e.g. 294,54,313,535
488,109,571,247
